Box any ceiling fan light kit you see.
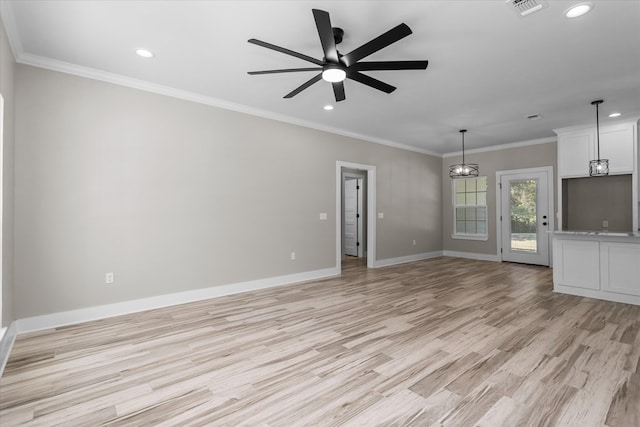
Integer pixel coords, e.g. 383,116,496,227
247,9,429,102
322,65,346,83
449,130,480,179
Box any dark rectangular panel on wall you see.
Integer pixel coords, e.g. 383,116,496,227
563,174,633,232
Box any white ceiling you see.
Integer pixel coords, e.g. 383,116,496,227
2,0,640,155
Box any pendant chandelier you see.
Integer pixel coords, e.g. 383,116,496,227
589,100,609,177
449,129,479,179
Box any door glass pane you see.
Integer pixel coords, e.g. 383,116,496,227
510,180,537,253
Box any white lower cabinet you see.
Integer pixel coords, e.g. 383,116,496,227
553,239,600,290
600,242,640,296
553,235,640,305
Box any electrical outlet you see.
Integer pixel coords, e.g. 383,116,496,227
290,252,296,260
603,220,609,228
413,240,416,246
378,212,384,219
105,272,114,284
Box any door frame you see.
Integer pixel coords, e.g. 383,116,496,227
495,166,554,266
0,94,3,333
342,173,365,258
336,161,376,270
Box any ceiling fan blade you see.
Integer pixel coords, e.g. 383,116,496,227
341,23,413,67
348,71,396,93
248,67,322,75
248,39,323,66
351,60,429,71
284,73,323,98
312,9,339,63
332,81,346,102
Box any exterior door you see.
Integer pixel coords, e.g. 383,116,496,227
344,178,359,256
500,170,551,266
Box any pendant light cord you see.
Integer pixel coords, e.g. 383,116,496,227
596,102,600,160
460,129,467,164
592,100,603,161
462,132,465,164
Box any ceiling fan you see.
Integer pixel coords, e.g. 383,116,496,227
247,9,429,102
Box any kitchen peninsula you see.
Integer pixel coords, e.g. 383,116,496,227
553,231,640,306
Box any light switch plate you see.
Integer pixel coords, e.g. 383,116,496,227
319,213,327,220
378,212,384,219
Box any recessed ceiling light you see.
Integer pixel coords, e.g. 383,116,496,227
135,48,154,58
564,3,593,18
609,112,621,118
324,105,334,111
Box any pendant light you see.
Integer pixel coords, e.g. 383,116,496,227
589,100,609,177
449,129,479,179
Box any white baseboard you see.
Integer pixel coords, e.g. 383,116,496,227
0,321,18,378
16,267,339,335
443,250,500,262
373,251,444,268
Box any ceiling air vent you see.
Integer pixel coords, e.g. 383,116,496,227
526,114,542,120
505,0,546,17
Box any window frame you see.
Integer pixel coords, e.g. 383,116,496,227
451,176,489,241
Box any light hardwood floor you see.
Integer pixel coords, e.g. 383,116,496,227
1,257,639,426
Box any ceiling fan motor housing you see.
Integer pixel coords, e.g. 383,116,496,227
333,27,344,45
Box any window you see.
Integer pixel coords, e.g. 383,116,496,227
453,176,488,240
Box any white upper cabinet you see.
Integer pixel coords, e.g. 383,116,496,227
600,123,636,175
555,120,638,178
557,129,593,178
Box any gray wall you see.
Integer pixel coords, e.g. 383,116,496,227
14,64,442,319
442,142,558,255
563,175,633,232
1,19,15,326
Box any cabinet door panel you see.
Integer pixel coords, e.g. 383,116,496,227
553,239,600,290
558,131,593,177
600,242,640,296
599,124,635,174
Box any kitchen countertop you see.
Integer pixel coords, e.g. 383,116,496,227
552,230,640,240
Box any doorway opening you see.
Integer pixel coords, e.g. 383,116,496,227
496,166,554,266
343,172,365,259
336,161,376,271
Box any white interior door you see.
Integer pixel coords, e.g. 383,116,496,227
344,178,358,256
500,170,551,266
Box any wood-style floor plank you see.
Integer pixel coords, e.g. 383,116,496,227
1,257,639,426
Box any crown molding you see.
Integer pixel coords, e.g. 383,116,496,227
553,116,640,134
442,136,557,158
0,0,23,59
15,51,440,158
